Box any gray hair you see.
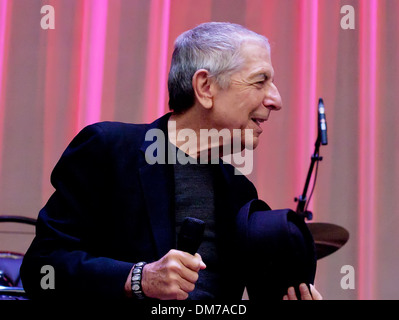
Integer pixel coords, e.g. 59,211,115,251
168,22,270,113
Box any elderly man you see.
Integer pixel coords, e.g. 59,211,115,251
21,22,321,300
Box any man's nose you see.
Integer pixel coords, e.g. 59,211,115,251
263,83,283,111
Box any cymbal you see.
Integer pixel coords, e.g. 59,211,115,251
306,222,349,260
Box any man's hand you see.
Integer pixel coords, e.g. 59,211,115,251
125,249,206,300
282,283,323,300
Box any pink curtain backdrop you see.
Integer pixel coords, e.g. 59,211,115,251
0,0,398,299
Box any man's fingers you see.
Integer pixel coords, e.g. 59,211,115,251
178,265,200,284
165,250,205,285
179,251,206,272
176,289,189,300
178,276,196,293
299,283,313,300
178,253,205,283
287,286,297,300
283,283,323,300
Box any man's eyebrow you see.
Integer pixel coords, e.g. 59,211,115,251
247,72,265,80
248,71,274,82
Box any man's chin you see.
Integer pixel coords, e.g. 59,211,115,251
241,135,259,151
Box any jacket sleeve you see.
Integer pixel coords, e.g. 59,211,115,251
20,123,134,299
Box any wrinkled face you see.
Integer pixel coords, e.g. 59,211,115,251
210,41,283,150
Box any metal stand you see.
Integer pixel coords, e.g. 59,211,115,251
294,136,323,221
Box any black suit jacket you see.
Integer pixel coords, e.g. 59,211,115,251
20,113,262,299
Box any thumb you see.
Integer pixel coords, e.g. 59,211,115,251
194,253,207,270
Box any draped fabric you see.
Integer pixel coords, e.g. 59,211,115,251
0,0,398,299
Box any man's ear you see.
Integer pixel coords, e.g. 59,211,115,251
192,69,215,110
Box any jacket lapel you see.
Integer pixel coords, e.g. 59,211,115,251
138,114,175,258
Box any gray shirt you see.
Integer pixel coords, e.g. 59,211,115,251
173,151,221,299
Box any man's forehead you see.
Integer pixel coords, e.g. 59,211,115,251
239,42,272,66
239,53,274,80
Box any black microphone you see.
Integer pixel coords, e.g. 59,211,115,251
177,217,205,255
318,98,328,145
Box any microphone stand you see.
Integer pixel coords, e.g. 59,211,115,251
295,135,323,221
